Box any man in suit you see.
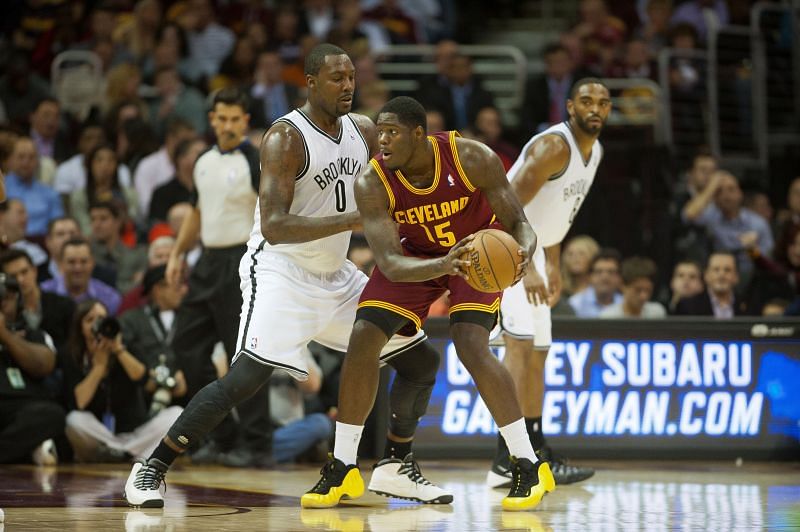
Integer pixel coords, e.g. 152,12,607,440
415,52,495,131
249,50,301,129
518,43,588,141
674,252,748,317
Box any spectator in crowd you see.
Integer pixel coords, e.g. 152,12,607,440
671,148,717,265
103,64,146,116
133,117,196,217
0,52,52,128
112,0,162,64
667,259,704,314
469,106,519,171
69,143,138,235
744,189,775,230
119,236,176,314
141,22,203,86
62,299,182,462
54,123,134,205
41,238,121,315
120,265,189,411
248,50,301,130
519,43,587,139
364,0,421,43
29,98,71,164
269,348,333,463
267,6,304,67
39,217,81,283
635,0,673,55
671,0,729,43
327,0,390,55
0,272,65,465
4,137,64,238
775,176,800,248
560,235,600,296
37,216,118,288
302,0,335,41
600,256,667,318
569,0,627,74
0,248,75,354
88,202,147,294
415,52,495,131
426,109,445,134
569,248,623,317
149,139,207,223
118,118,159,176
212,37,259,91
606,37,656,80
743,224,800,313
186,0,236,79
148,67,207,137
0,127,19,174
682,169,774,285
1,200,48,266
674,252,748,317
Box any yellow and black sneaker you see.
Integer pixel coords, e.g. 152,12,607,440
301,454,365,508
501,457,555,511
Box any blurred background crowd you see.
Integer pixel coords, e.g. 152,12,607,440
0,0,798,467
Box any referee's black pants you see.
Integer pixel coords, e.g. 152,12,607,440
173,244,271,453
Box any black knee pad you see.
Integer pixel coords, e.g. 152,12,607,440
386,341,441,438
388,374,434,438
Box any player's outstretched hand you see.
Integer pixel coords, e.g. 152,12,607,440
444,234,475,279
523,268,549,306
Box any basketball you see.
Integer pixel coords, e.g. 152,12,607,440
462,229,523,293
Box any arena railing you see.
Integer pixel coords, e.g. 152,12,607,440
597,77,664,143
372,44,527,128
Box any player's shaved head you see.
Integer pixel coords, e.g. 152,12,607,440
304,43,348,76
379,96,427,133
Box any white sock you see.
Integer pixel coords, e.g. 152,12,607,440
499,419,538,463
333,421,364,466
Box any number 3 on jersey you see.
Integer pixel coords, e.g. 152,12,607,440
334,180,346,212
421,220,456,247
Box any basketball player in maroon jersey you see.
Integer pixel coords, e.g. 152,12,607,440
303,96,555,511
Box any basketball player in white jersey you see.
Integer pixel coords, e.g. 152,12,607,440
124,44,451,507
487,78,611,488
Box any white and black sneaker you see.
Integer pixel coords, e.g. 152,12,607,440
538,445,594,485
124,458,168,508
368,453,453,504
486,455,513,489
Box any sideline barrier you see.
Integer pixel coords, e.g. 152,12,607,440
400,317,799,460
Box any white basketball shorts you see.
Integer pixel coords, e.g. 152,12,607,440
492,245,552,350
232,248,426,380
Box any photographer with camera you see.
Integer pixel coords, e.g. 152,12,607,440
61,299,182,462
119,265,189,417
0,272,66,465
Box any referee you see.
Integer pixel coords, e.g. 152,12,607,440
166,88,270,467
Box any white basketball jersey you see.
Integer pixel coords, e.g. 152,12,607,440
507,121,603,248
247,109,369,273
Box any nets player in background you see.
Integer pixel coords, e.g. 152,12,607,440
302,96,555,512
124,44,451,508
487,78,610,488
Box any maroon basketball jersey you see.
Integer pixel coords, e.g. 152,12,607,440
371,131,496,256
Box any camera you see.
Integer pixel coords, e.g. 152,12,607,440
149,354,177,418
0,273,20,300
92,316,121,339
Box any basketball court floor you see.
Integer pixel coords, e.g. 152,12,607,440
1,459,798,531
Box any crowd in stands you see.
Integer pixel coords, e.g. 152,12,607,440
0,0,796,467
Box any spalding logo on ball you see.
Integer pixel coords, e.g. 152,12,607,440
461,229,523,293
